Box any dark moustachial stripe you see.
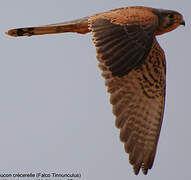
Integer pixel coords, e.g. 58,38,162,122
164,20,174,29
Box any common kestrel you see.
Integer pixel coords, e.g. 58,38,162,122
6,6,185,175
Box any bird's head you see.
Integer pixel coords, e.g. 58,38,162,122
153,9,185,35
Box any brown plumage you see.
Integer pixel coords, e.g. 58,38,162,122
6,6,185,175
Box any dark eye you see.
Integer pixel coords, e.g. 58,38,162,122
168,14,174,19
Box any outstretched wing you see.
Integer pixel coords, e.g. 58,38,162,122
89,11,166,175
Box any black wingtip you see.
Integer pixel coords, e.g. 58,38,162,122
141,164,149,175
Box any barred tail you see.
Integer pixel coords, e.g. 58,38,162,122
6,16,90,37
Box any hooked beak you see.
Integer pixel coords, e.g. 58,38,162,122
180,20,185,26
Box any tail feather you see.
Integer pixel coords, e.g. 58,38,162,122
6,16,90,37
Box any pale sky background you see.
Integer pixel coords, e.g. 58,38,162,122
0,0,191,179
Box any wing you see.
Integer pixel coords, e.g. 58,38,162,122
89,12,166,175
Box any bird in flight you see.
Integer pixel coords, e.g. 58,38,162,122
6,6,185,175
